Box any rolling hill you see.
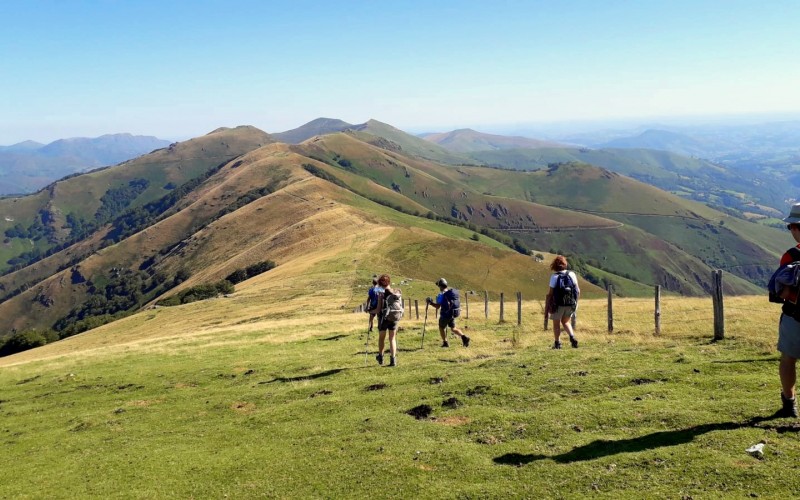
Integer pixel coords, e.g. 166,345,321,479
421,128,566,153
0,134,171,195
0,120,788,344
272,117,353,144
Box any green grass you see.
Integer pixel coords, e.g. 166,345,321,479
1,294,798,498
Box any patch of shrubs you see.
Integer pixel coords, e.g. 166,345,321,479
225,260,276,285
0,329,58,357
156,280,234,307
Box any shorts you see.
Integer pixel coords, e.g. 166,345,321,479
439,316,456,329
379,319,398,332
778,313,800,358
550,305,576,321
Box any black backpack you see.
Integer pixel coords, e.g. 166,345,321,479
442,289,461,318
553,272,578,307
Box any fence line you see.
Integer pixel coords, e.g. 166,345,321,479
351,270,730,342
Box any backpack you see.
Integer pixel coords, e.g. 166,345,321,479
769,247,800,318
367,286,382,311
383,291,404,322
442,289,461,318
553,272,578,307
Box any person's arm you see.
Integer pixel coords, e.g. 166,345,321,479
427,294,441,310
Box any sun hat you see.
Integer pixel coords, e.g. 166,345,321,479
783,203,800,224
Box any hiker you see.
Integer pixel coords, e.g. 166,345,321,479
375,274,403,367
427,278,470,347
366,275,384,332
772,204,800,417
546,255,580,349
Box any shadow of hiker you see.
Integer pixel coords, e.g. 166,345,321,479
494,414,799,466
264,368,346,384
711,357,778,364
320,334,348,341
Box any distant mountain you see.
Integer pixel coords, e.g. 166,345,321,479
0,133,171,195
272,118,353,144
598,129,708,156
0,140,44,153
421,128,565,153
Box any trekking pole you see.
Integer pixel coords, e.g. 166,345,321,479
421,302,430,349
364,324,371,366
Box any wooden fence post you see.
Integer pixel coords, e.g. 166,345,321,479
712,270,724,340
415,300,419,320
465,292,469,319
607,284,614,333
516,291,522,326
484,291,489,319
499,292,505,322
654,285,661,335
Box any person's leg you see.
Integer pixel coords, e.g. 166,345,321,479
376,330,386,364
369,313,375,332
780,354,797,399
389,329,398,365
439,319,449,346
552,318,561,343
452,322,470,346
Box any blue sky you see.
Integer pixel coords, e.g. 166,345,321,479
1,0,799,143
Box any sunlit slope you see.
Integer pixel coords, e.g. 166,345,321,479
0,176,601,357
0,126,273,274
1,140,594,333
453,162,785,288
299,133,619,231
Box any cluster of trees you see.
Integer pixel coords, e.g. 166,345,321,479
225,260,276,284
94,178,150,222
156,280,234,306
0,329,58,357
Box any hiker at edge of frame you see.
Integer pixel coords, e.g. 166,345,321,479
768,203,800,418
546,255,580,350
427,278,470,348
366,275,384,332
375,274,403,367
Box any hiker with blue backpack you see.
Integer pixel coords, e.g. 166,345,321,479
375,274,403,367
366,275,384,332
546,255,580,349
427,278,470,348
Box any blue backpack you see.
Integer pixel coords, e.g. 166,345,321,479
553,272,578,307
442,289,461,318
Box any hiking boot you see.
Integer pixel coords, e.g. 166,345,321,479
389,356,397,367
376,353,384,366
570,337,579,348
552,341,562,350
779,393,799,418
461,335,470,347
441,340,449,348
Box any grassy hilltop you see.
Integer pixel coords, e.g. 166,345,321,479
1,252,798,497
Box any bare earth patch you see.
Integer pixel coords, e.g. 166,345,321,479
432,416,471,426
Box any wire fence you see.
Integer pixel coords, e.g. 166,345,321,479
353,271,770,341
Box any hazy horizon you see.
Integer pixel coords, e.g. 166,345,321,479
2,0,799,144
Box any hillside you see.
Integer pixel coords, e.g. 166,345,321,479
0,125,273,277
0,133,602,337
422,128,565,153
598,129,709,156
468,146,784,217
0,122,784,343
348,120,473,165
0,134,171,195
0,272,796,497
